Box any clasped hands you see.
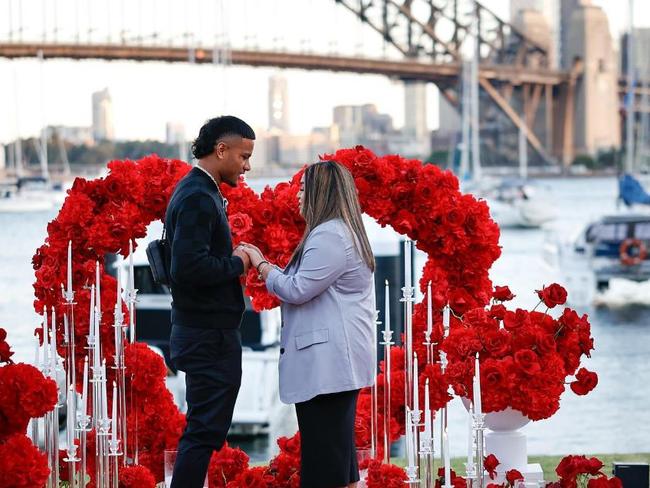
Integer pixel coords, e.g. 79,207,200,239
232,242,270,277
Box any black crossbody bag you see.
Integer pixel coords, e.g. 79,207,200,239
146,226,171,286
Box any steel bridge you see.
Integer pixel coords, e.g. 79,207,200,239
1,0,646,168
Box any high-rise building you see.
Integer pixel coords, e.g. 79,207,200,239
268,74,289,133
404,81,428,140
165,122,186,146
559,0,591,68
564,2,619,156
91,88,115,142
511,0,559,67
621,28,650,78
333,104,394,151
48,125,93,146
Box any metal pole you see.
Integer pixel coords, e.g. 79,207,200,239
625,0,635,173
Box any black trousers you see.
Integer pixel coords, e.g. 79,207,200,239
295,389,360,488
169,325,242,488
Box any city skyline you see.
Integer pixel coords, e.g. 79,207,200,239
0,0,648,146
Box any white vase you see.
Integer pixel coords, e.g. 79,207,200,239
461,399,542,482
483,407,530,474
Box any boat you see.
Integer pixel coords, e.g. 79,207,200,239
0,177,54,213
481,178,557,229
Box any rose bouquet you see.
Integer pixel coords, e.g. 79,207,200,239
442,284,597,420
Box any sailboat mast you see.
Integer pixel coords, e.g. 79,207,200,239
459,61,471,180
625,0,635,173
37,49,48,181
470,0,481,181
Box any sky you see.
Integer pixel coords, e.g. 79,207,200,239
0,0,648,145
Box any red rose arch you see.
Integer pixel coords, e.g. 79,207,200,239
26,147,596,485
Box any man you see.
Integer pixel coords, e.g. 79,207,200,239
166,116,254,488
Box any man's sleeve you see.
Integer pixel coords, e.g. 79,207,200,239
170,192,244,286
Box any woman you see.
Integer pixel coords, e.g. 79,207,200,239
242,160,376,488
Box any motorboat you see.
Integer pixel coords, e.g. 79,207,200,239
482,179,557,229
544,214,650,302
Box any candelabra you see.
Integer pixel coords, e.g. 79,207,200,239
76,410,92,488
112,273,129,465
380,324,394,464
370,312,380,459
473,412,486,488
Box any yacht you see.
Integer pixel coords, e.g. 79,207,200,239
482,179,557,229
0,177,54,213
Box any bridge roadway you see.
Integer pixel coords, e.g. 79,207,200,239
0,42,569,87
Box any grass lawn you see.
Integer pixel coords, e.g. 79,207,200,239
388,454,650,481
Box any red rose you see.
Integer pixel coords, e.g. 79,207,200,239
119,465,156,488
484,454,500,480
228,212,253,238
586,457,604,475
587,476,621,488
570,368,598,396
482,330,511,358
556,455,583,479
514,349,541,375
366,459,408,488
536,283,568,308
506,469,524,486
488,304,507,320
503,309,531,331
0,434,49,488
493,286,515,301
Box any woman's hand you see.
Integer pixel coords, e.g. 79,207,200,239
240,243,266,268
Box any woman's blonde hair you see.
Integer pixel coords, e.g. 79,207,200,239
288,160,375,272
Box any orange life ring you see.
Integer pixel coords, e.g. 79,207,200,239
620,238,647,266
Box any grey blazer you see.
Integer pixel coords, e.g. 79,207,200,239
265,218,376,404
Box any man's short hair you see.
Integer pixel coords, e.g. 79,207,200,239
191,116,256,159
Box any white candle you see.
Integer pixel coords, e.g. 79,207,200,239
88,284,95,343
128,240,134,293
423,379,431,441
101,360,108,419
384,280,390,334
443,305,450,335
115,265,122,314
50,307,57,371
111,381,118,443
67,385,75,448
81,356,88,419
63,313,69,345
34,333,40,367
94,306,101,371
95,261,101,316
404,239,412,289
413,352,419,413
405,407,414,466
444,429,451,487
467,401,474,470
427,281,432,337
67,240,72,297
42,308,49,367
474,353,482,415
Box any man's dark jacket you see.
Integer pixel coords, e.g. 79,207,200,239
165,167,245,329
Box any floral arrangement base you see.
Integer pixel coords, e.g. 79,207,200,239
486,430,543,483
484,407,543,483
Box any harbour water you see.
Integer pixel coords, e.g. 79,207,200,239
1,175,648,461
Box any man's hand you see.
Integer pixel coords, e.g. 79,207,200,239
233,247,251,275
240,243,265,268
